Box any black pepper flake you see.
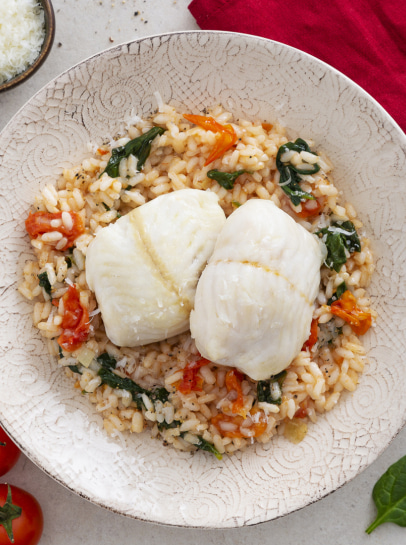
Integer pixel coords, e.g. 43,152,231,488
144,20,148,23
58,42,62,47
134,10,139,15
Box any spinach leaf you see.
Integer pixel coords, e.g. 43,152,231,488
327,281,347,306
97,352,118,370
317,220,361,272
257,371,287,405
69,365,82,374
338,220,362,253
156,420,222,459
189,434,222,460
102,127,165,178
96,355,169,410
96,352,221,459
207,169,247,190
153,387,171,404
366,455,406,534
38,272,52,298
157,419,181,431
276,138,319,206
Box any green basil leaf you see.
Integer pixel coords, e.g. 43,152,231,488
207,169,247,190
102,127,165,178
366,455,406,534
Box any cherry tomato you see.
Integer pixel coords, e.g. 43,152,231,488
211,407,267,439
295,197,324,218
330,290,372,335
302,318,319,351
57,284,90,352
0,485,43,545
225,369,246,417
25,210,84,251
0,428,21,477
183,114,238,165
176,358,209,394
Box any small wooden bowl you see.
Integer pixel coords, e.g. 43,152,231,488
0,0,55,93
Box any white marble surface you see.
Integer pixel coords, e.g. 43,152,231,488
1,0,405,543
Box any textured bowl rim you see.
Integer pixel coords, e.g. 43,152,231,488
2,28,405,138
0,0,55,93
1,29,406,529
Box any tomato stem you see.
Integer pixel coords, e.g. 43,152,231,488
0,485,22,543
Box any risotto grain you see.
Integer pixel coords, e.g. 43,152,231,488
19,101,376,458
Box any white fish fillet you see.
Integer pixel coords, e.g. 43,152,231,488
190,199,323,380
86,189,226,346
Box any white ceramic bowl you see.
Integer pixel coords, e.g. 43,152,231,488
0,31,405,528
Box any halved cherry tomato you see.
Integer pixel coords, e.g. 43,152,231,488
225,369,246,417
211,407,267,439
330,290,372,335
183,114,237,166
296,197,324,218
25,211,84,251
294,401,308,419
0,427,21,477
0,484,43,545
176,358,210,395
302,318,319,351
57,285,90,352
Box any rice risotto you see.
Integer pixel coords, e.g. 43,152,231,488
19,99,376,458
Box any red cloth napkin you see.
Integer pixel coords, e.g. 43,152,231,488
188,0,406,132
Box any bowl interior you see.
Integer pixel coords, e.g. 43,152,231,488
0,0,55,93
0,31,405,528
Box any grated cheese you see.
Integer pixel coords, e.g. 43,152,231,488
0,0,45,84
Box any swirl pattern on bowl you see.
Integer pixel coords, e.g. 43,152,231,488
0,31,406,528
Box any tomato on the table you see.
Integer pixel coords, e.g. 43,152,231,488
0,485,43,545
0,428,20,477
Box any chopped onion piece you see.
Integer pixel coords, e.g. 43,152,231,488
76,347,96,368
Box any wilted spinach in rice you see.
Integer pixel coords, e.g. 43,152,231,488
19,100,376,458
